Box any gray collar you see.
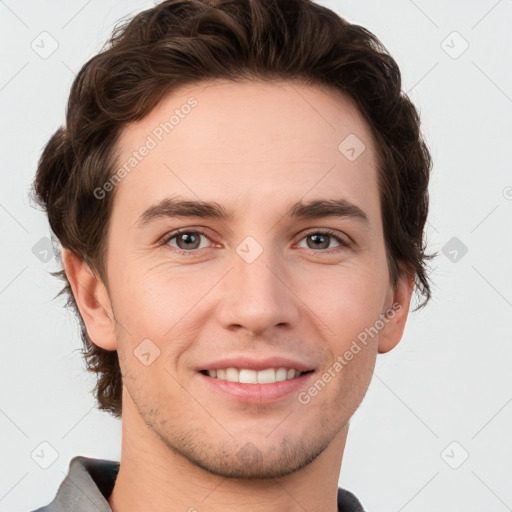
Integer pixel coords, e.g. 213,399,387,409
44,456,118,512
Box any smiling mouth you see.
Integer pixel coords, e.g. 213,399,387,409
200,367,314,384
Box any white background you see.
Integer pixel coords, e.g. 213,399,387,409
1,1,511,511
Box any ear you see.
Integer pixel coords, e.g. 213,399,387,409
377,268,415,354
61,248,117,351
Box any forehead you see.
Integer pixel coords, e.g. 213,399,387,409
113,79,380,225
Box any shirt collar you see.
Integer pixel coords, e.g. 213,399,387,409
46,456,118,512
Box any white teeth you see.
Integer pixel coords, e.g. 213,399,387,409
206,367,303,384
225,367,239,382
257,368,276,383
275,368,287,381
239,369,258,384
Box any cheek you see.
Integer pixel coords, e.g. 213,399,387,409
333,345,378,417
110,262,214,353
112,273,174,337
299,263,387,342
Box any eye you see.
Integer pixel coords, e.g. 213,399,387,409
296,229,350,252
162,229,212,254
160,228,351,256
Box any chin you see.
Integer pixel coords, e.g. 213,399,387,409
157,430,331,479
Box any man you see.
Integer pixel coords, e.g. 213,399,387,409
30,0,434,510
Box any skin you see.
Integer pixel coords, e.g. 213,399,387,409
63,79,414,512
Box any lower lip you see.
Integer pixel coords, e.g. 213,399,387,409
199,372,315,404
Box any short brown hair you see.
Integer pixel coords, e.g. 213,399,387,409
32,0,436,419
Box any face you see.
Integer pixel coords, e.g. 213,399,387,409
87,79,411,478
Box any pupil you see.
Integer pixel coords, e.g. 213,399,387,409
310,234,328,249
181,233,197,248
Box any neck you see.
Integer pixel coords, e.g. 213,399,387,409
108,392,348,512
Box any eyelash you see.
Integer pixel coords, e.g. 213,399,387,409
159,228,351,256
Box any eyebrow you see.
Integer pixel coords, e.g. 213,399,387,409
136,197,370,228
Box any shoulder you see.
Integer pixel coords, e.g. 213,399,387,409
25,455,120,512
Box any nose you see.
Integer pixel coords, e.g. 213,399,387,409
216,243,301,337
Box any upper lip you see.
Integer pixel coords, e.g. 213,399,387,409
197,356,314,372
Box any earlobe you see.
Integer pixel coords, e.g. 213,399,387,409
61,248,117,351
377,270,415,354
